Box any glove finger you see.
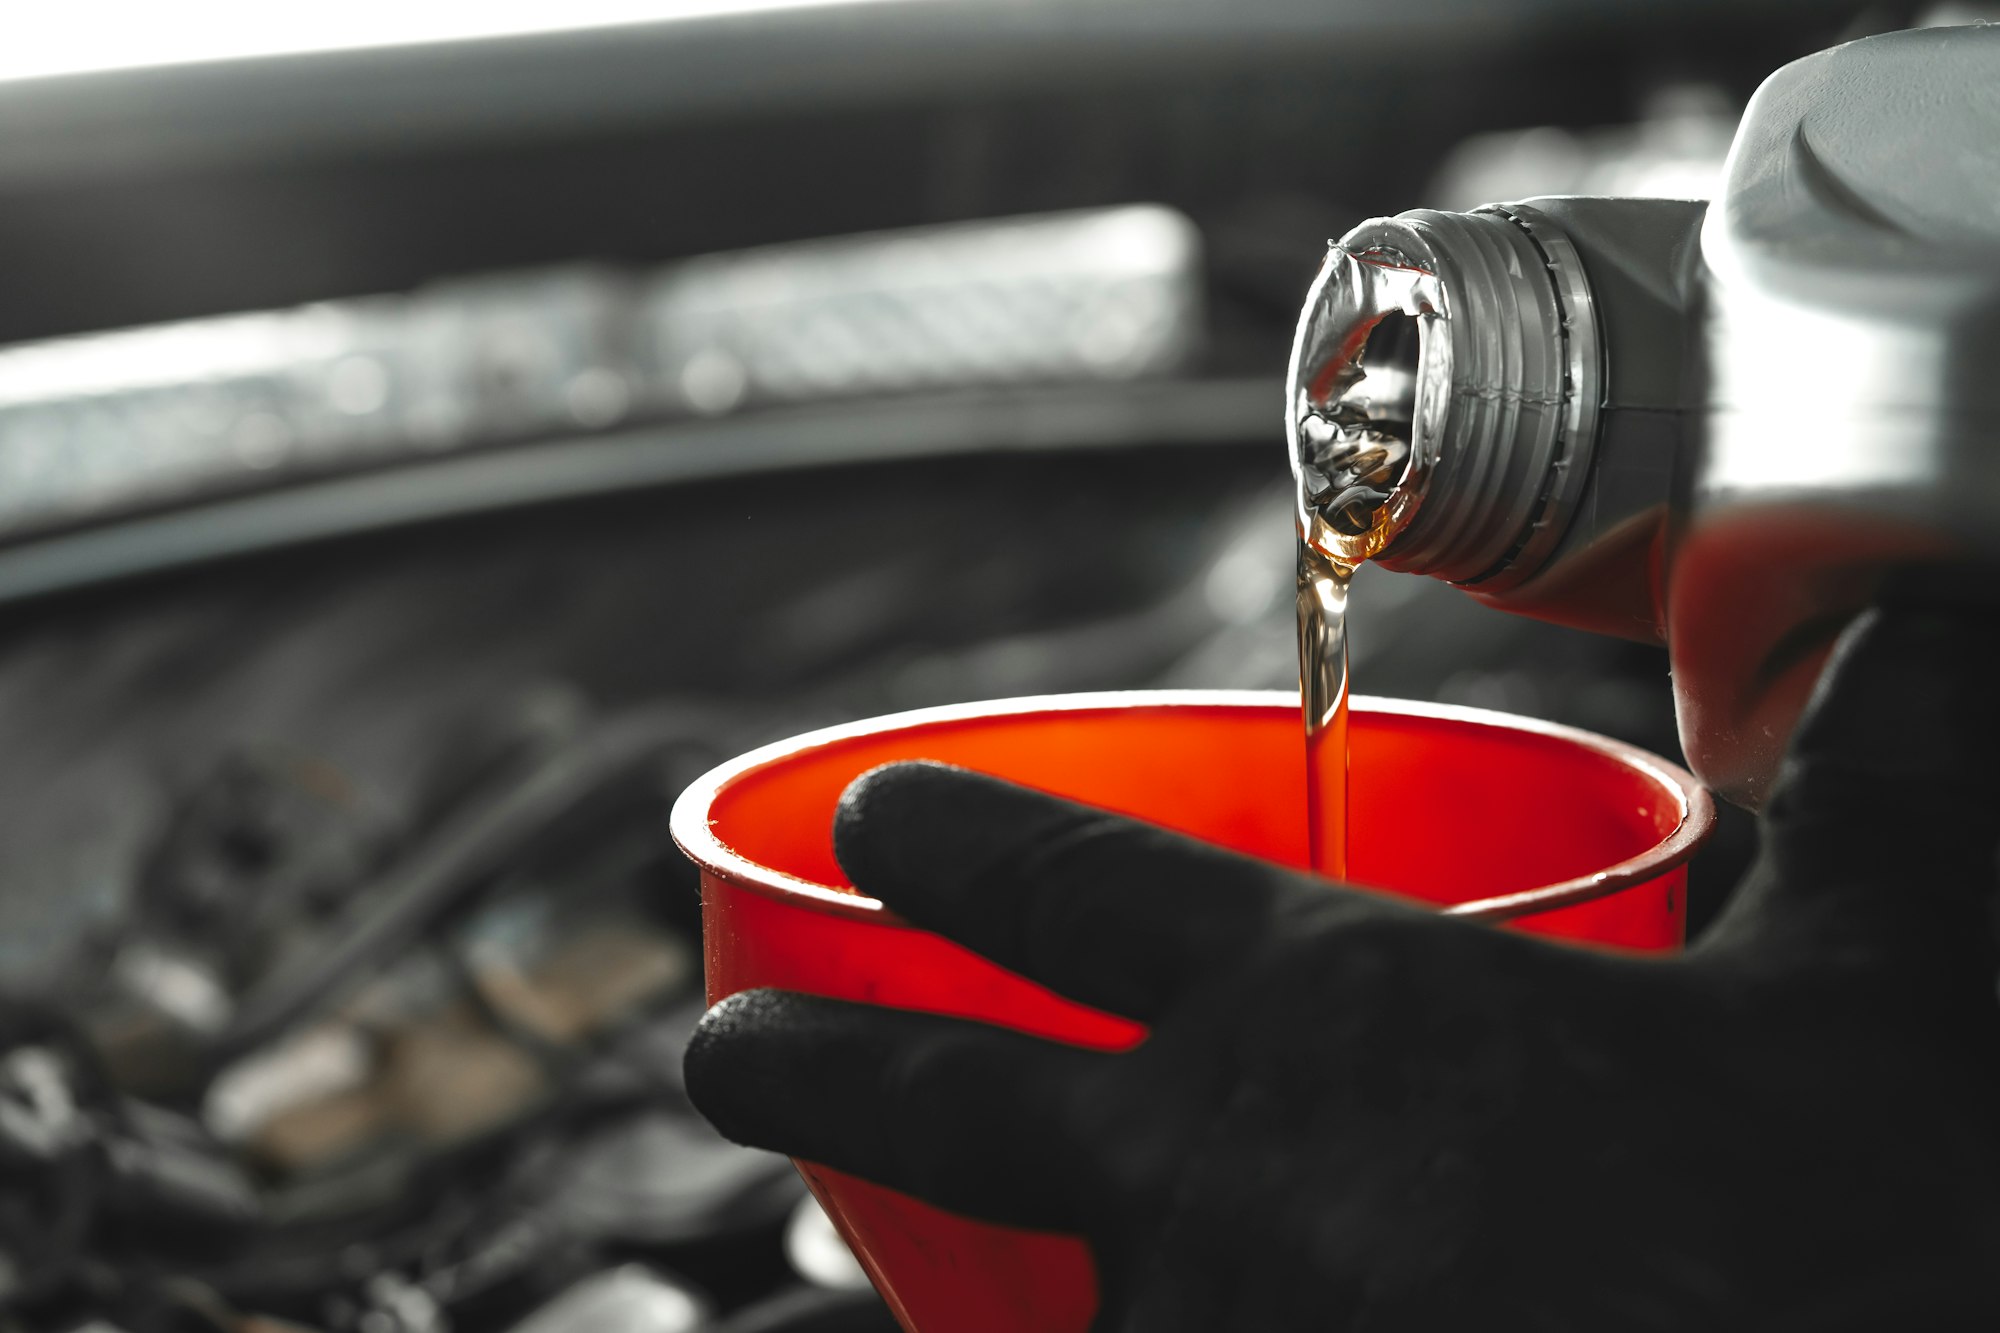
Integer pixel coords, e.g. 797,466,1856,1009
832,761,1359,1021
684,988,1111,1232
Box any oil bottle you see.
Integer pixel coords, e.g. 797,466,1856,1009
1288,24,2000,807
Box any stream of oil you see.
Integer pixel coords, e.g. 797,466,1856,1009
1289,252,1425,881
1296,539,1353,879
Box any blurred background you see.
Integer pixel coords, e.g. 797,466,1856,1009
0,2,1979,1330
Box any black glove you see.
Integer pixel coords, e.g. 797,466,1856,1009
685,604,2000,1331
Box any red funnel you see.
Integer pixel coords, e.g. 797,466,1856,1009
671,691,1714,1333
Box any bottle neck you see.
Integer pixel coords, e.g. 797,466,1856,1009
1287,204,1601,590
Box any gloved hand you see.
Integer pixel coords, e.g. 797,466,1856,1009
685,604,2000,1331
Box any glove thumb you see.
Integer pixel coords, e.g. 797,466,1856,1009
1770,597,2000,876
1714,595,2000,982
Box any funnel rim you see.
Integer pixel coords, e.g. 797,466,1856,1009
668,689,1715,928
